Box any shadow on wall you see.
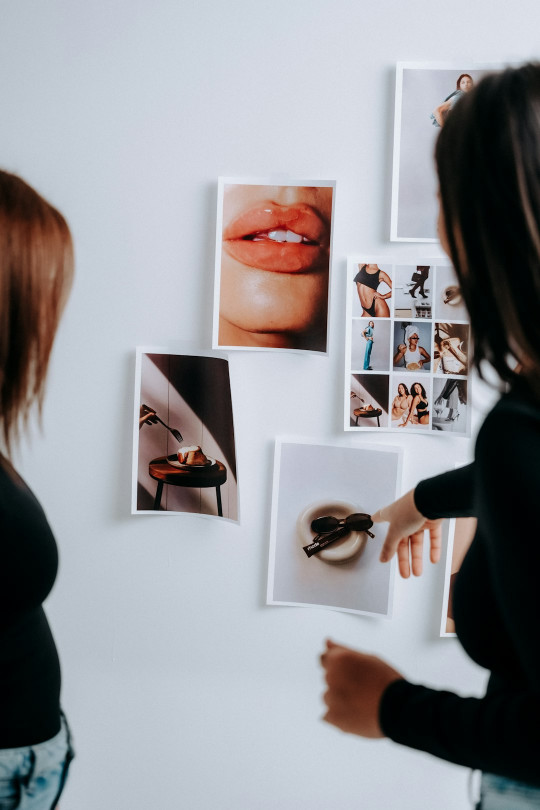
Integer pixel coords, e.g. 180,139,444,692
137,353,237,519
350,374,389,427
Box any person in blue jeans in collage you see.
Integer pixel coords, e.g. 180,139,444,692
362,320,375,369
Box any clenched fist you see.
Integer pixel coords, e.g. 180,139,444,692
320,640,403,738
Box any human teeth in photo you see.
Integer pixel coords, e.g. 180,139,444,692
214,178,335,353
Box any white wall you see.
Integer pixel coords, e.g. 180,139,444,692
2,3,536,808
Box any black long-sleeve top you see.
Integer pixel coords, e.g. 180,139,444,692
379,383,540,786
0,458,61,747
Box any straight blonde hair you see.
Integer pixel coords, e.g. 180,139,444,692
0,171,74,455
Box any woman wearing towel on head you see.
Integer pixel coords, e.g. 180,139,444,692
393,324,431,371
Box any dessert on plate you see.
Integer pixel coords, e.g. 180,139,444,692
177,445,210,466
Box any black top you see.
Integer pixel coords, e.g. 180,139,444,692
415,267,429,279
380,383,540,785
354,265,381,291
0,458,61,747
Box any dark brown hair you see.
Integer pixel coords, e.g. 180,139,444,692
0,171,73,454
436,63,540,396
456,73,473,90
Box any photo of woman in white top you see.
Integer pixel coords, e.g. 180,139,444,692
393,324,431,371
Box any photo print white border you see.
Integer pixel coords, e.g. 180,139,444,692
132,346,240,523
440,515,477,637
212,176,336,355
391,62,502,242
267,437,402,618
440,518,458,638
344,255,472,437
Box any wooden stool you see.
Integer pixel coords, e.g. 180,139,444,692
149,456,227,516
353,407,382,427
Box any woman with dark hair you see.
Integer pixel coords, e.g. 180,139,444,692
322,64,540,808
393,325,431,371
431,73,474,127
400,381,429,427
0,172,75,807
354,263,392,318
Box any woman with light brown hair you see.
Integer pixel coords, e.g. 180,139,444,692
0,171,75,808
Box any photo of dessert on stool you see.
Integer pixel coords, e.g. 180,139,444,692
134,350,238,520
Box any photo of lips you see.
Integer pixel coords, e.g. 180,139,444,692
214,179,335,352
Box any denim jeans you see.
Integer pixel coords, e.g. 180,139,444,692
0,713,74,810
477,772,540,809
363,339,373,370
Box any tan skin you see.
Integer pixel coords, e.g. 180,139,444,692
321,489,443,737
139,404,157,429
391,383,412,420
393,333,431,369
356,264,392,317
321,640,403,738
401,382,429,427
218,184,333,350
362,320,375,341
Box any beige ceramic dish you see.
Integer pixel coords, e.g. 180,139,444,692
297,499,369,564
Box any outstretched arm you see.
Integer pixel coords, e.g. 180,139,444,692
321,404,540,784
378,407,540,784
433,100,452,126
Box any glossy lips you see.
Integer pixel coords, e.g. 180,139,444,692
223,202,330,273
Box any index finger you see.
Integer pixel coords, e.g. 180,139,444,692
320,639,340,667
379,527,405,563
371,507,388,524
